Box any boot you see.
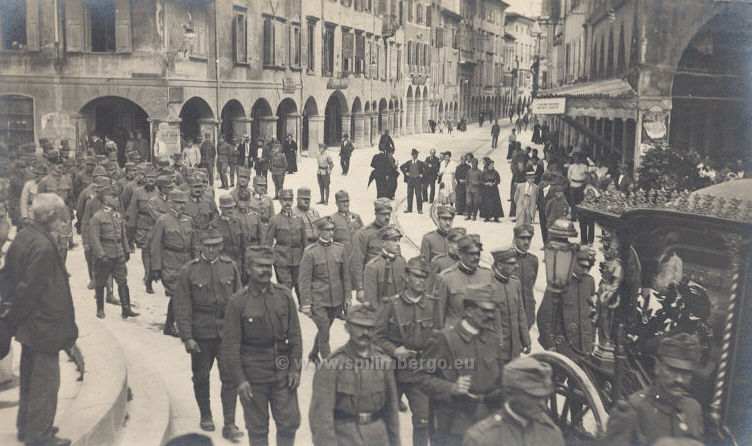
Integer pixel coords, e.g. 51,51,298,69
95,287,105,319
163,298,179,337
119,285,139,318
106,277,120,305
324,188,329,205
145,278,154,294
276,432,295,446
249,434,269,446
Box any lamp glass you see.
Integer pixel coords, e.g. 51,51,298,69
544,239,576,292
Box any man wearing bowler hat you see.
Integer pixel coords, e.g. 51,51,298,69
463,357,564,446
400,148,427,214
292,187,320,246
298,216,351,362
264,189,306,296
222,245,302,446
309,303,400,446
363,225,406,309
489,246,530,362
420,204,455,264
174,228,244,440
604,333,704,445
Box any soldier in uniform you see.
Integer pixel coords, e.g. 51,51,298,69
221,245,302,446
120,164,144,252
227,138,239,188
150,189,195,337
264,189,306,296
89,186,139,319
269,144,288,199
248,175,275,228
463,357,564,446
231,167,253,208
433,235,493,328
488,246,530,362
328,190,364,250
291,187,320,246
298,217,352,362
604,333,704,446
184,175,219,231
363,225,406,309
536,246,595,361
309,303,400,446
210,195,245,269
426,227,467,292
418,284,504,446
38,153,75,258
19,163,47,223
235,200,264,251
77,168,108,287
350,198,393,303
126,167,159,293
73,156,96,203
217,137,231,189
82,173,120,303
512,224,538,329
174,228,244,441
375,256,438,446
420,205,455,263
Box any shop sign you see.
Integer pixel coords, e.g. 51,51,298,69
532,97,566,114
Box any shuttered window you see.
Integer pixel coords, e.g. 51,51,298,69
355,33,365,74
342,29,353,74
289,24,300,68
263,18,274,66
114,0,131,52
0,0,39,51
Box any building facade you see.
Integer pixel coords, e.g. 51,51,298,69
537,0,752,171
0,0,512,156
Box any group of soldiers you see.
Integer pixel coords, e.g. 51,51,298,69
1,139,706,446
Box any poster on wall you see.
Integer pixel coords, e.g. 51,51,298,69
532,97,566,115
157,121,181,157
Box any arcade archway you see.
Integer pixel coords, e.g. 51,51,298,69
179,97,214,144
324,90,347,146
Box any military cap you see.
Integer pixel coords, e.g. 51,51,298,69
155,175,173,188
85,157,97,166
98,185,116,197
405,256,429,276
92,165,108,177
278,189,294,199
658,333,701,370
436,205,456,218
169,190,188,202
201,228,224,245
156,156,170,167
491,245,517,264
378,225,402,240
457,234,482,253
335,190,349,201
346,303,378,327
161,166,175,176
374,198,392,214
252,175,267,186
503,356,554,397
144,166,158,177
463,283,497,310
576,246,595,264
513,224,534,238
446,227,467,242
33,164,48,175
219,195,236,208
297,187,311,199
315,216,335,231
45,150,60,160
245,245,275,265
237,167,251,179
94,176,111,188
548,218,578,239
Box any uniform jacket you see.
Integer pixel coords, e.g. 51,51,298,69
221,283,302,385
536,274,595,360
120,179,139,212
174,255,241,341
433,263,493,328
292,206,320,243
248,193,274,223
329,211,364,248
89,206,129,260
264,211,306,266
299,240,351,308
216,141,233,165
514,250,539,329
200,140,216,164
5,223,78,353
81,196,105,246
126,186,159,245
211,214,245,267
38,172,73,208
236,211,264,246
426,252,458,293
604,386,703,446
184,194,219,231
309,343,401,446
463,406,564,446
364,252,406,309
150,210,195,276
350,222,387,290
270,152,289,176
489,274,530,361
374,292,438,382
231,186,252,208
544,196,570,229
420,229,449,264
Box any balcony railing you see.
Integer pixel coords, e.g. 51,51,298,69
382,14,400,39
327,72,350,89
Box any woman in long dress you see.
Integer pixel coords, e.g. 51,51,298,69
438,151,457,205
480,158,504,222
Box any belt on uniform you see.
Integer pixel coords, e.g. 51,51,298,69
101,238,122,242
334,410,382,424
163,245,191,253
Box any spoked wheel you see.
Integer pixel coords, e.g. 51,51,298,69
532,351,609,444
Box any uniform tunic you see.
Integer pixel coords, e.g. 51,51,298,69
126,186,159,246
210,215,245,268
462,405,564,446
264,210,306,289
515,250,539,329
150,210,195,296
350,222,387,290
363,252,407,309
536,274,595,361
420,229,450,264
433,263,493,328
426,252,459,294
309,343,401,446
299,240,351,308
184,194,218,231
489,273,530,361
292,206,320,244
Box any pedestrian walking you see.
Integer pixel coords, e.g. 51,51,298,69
316,144,334,204
264,189,306,296
350,198,392,303
173,228,244,440
513,168,539,226
339,133,354,175
231,167,253,208
423,148,440,204
235,200,264,253
438,152,457,205
217,137,232,189
247,175,274,226
221,245,302,446
463,357,564,446
5,193,79,446
269,144,288,199
283,134,298,174
228,137,239,187
464,158,483,220
401,148,427,214
479,158,503,222
378,129,395,154
298,217,352,361
199,134,216,187
420,204,455,263
309,304,400,446
370,147,391,198
291,187,320,247
454,154,470,214
363,225,406,309
507,129,517,159
491,120,501,148
328,190,364,249
184,175,219,231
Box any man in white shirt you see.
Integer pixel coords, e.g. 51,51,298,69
183,138,201,167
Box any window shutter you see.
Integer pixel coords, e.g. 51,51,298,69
25,0,39,51
65,0,84,52
114,0,132,53
275,21,286,67
263,19,273,65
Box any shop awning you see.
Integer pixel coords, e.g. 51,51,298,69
539,79,638,120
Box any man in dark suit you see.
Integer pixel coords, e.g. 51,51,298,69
199,134,216,186
423,148,441,204
237,134,252,169
400,148,427,214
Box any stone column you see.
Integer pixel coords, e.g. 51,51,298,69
379,110,389,135
232,118,252,139
414,99,423,134
341,114,352,141
259,116,278,142
363,112,372,147
371,113,379,144
423,99,431,133
405,99,414,135
308,115,325,151
352,112,365,147
386,110,394,136
396,109,402,137
284,113,301,142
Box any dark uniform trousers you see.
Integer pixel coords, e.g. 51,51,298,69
17,348,60,444
244,380,300,446
310,305,343,359
264,212,306,297
191,338,237,423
